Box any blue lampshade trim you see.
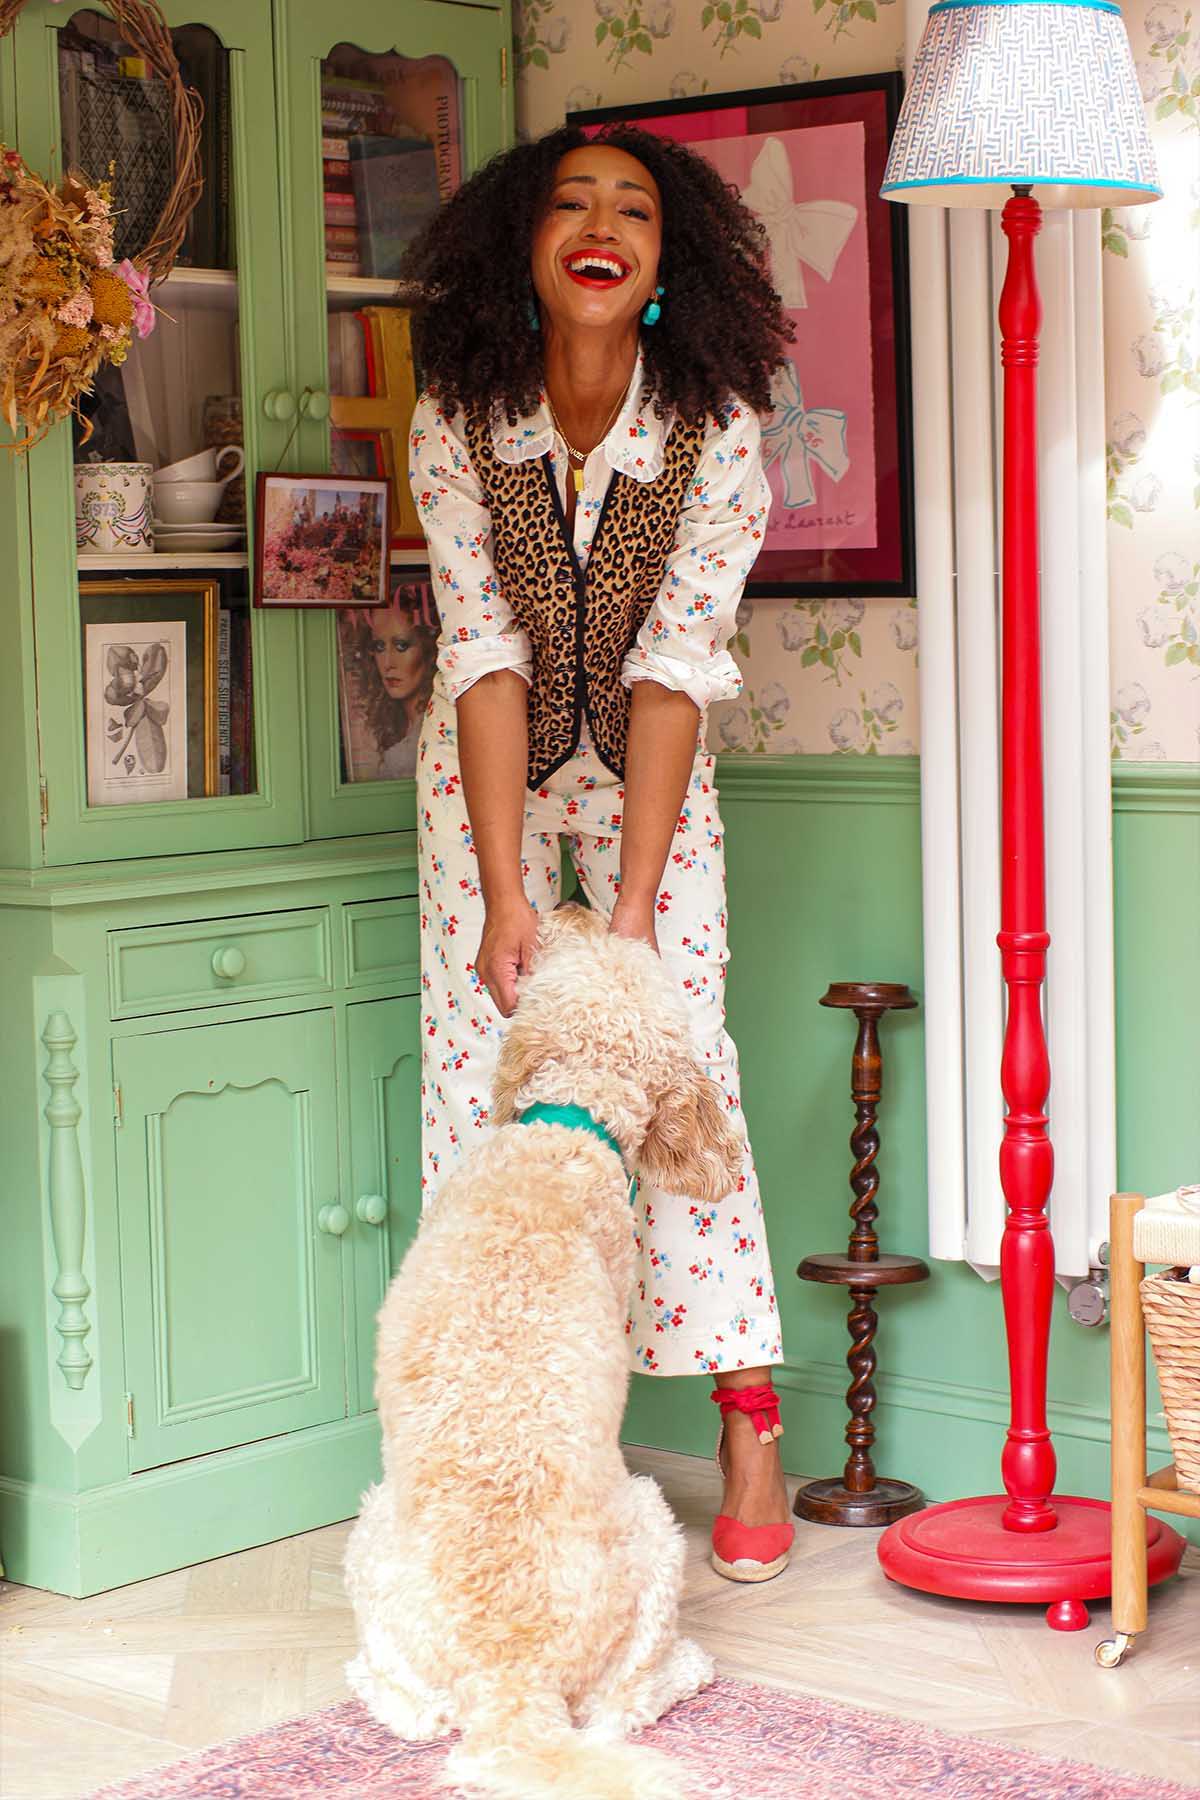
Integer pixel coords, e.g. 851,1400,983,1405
929,0,1120,11
880,173,1163,196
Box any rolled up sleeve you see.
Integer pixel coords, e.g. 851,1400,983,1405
408,393,532,700
621,400,770,711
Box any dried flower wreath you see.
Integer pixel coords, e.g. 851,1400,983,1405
0,0,202,446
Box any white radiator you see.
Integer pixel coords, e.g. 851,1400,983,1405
906,6,1117,1283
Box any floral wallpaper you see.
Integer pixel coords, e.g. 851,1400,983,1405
514,0,1199,763
1104,3,1200,763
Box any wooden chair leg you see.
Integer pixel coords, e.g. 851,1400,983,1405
1105,1192,1149,1655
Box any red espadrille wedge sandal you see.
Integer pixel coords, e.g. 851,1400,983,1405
709,1384,795,1583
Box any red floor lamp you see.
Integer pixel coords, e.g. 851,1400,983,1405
876,0,1186,1629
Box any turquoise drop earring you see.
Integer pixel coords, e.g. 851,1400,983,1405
642,285,664,327
528,293,540,331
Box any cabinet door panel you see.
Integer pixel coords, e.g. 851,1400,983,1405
346,997,421,1404
277,0,514,841
14,0,305,866
115,1010,345,1470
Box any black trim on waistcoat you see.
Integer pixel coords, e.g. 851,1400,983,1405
533,453,623,787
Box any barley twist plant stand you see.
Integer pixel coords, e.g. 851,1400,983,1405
793,982,930,1528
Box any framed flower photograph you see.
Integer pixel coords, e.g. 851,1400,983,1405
576,74,915,598
80,578,220,805
336,574,439,782
254,473,390,607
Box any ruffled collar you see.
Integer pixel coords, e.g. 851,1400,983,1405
489,350,676,484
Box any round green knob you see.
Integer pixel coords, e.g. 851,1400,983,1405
301,388,331,422
356,1193,387,1226
262,389,297,422
211,945,246,980
317,1202,350,1237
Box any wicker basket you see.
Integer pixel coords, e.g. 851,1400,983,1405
1141,1270,1200,1492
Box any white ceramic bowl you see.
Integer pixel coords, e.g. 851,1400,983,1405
153,479,225,524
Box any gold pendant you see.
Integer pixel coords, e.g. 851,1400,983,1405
572,465,584,495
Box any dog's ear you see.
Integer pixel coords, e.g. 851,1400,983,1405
637,1065,744,1205
489,1009,546,1126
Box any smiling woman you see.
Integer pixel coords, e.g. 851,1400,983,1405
396,124,797,1585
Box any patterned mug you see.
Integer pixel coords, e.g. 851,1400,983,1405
74,461,154,554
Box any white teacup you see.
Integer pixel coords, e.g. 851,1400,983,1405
155,445,245,485
153,479,226,525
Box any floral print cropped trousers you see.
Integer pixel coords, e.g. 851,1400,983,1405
416,689,783,1379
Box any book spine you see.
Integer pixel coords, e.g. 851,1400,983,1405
217,607,232,795
214,47,232,269
243,614,255,792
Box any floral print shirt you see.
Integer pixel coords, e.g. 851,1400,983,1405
408,352,771,714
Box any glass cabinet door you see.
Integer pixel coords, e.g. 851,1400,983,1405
278,0,513,840
14,0,304,865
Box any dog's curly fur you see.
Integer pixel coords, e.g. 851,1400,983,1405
344,905,744,1798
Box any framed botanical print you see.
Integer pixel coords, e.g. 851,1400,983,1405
577,74,915,598
79,578,220,805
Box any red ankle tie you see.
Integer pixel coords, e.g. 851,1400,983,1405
710,1383,784,1446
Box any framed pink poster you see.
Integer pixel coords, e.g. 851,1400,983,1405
578,75,914,598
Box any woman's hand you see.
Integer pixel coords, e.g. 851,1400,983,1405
476,894,540,1017
609,895,659,954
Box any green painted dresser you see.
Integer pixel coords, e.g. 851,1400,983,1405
0,0,512,1595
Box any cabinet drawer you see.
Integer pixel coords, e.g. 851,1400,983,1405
343,897,420,990
109,909,332,1019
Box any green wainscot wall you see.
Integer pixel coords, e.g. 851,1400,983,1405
623,755,1200,1549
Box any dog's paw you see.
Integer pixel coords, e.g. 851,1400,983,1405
673,1636,716,1695
345,1653,454,1744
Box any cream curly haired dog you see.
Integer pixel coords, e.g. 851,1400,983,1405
344,903,744,1799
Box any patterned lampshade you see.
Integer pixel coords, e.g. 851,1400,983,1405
881,0,1160,209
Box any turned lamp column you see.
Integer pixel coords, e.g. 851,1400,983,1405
793,983,929,1527
875,0,1182,1626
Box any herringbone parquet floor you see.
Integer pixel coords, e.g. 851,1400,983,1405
1,1448,1196,1799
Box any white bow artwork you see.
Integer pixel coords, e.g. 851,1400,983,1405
742,135,858,310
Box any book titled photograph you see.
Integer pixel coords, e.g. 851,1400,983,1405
254,473,390,607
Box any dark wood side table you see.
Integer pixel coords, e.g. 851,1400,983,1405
793,982,931,1527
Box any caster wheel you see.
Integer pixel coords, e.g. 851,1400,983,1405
1095,1634,1133,1669
1046,1597,1090,1631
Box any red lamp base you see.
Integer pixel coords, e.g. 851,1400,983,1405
878,1496,1186,1630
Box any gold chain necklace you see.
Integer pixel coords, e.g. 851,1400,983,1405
545,389,626,494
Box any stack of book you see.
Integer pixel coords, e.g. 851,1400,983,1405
321,75,385,278
320,72,441,280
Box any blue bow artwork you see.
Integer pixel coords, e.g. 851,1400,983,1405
761,363,851,510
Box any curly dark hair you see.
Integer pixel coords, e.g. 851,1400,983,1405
398,123,793,427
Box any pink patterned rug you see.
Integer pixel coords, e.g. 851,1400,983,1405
87,1678,1195,1800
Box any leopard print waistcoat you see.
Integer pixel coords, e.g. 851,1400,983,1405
463,410,706,788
